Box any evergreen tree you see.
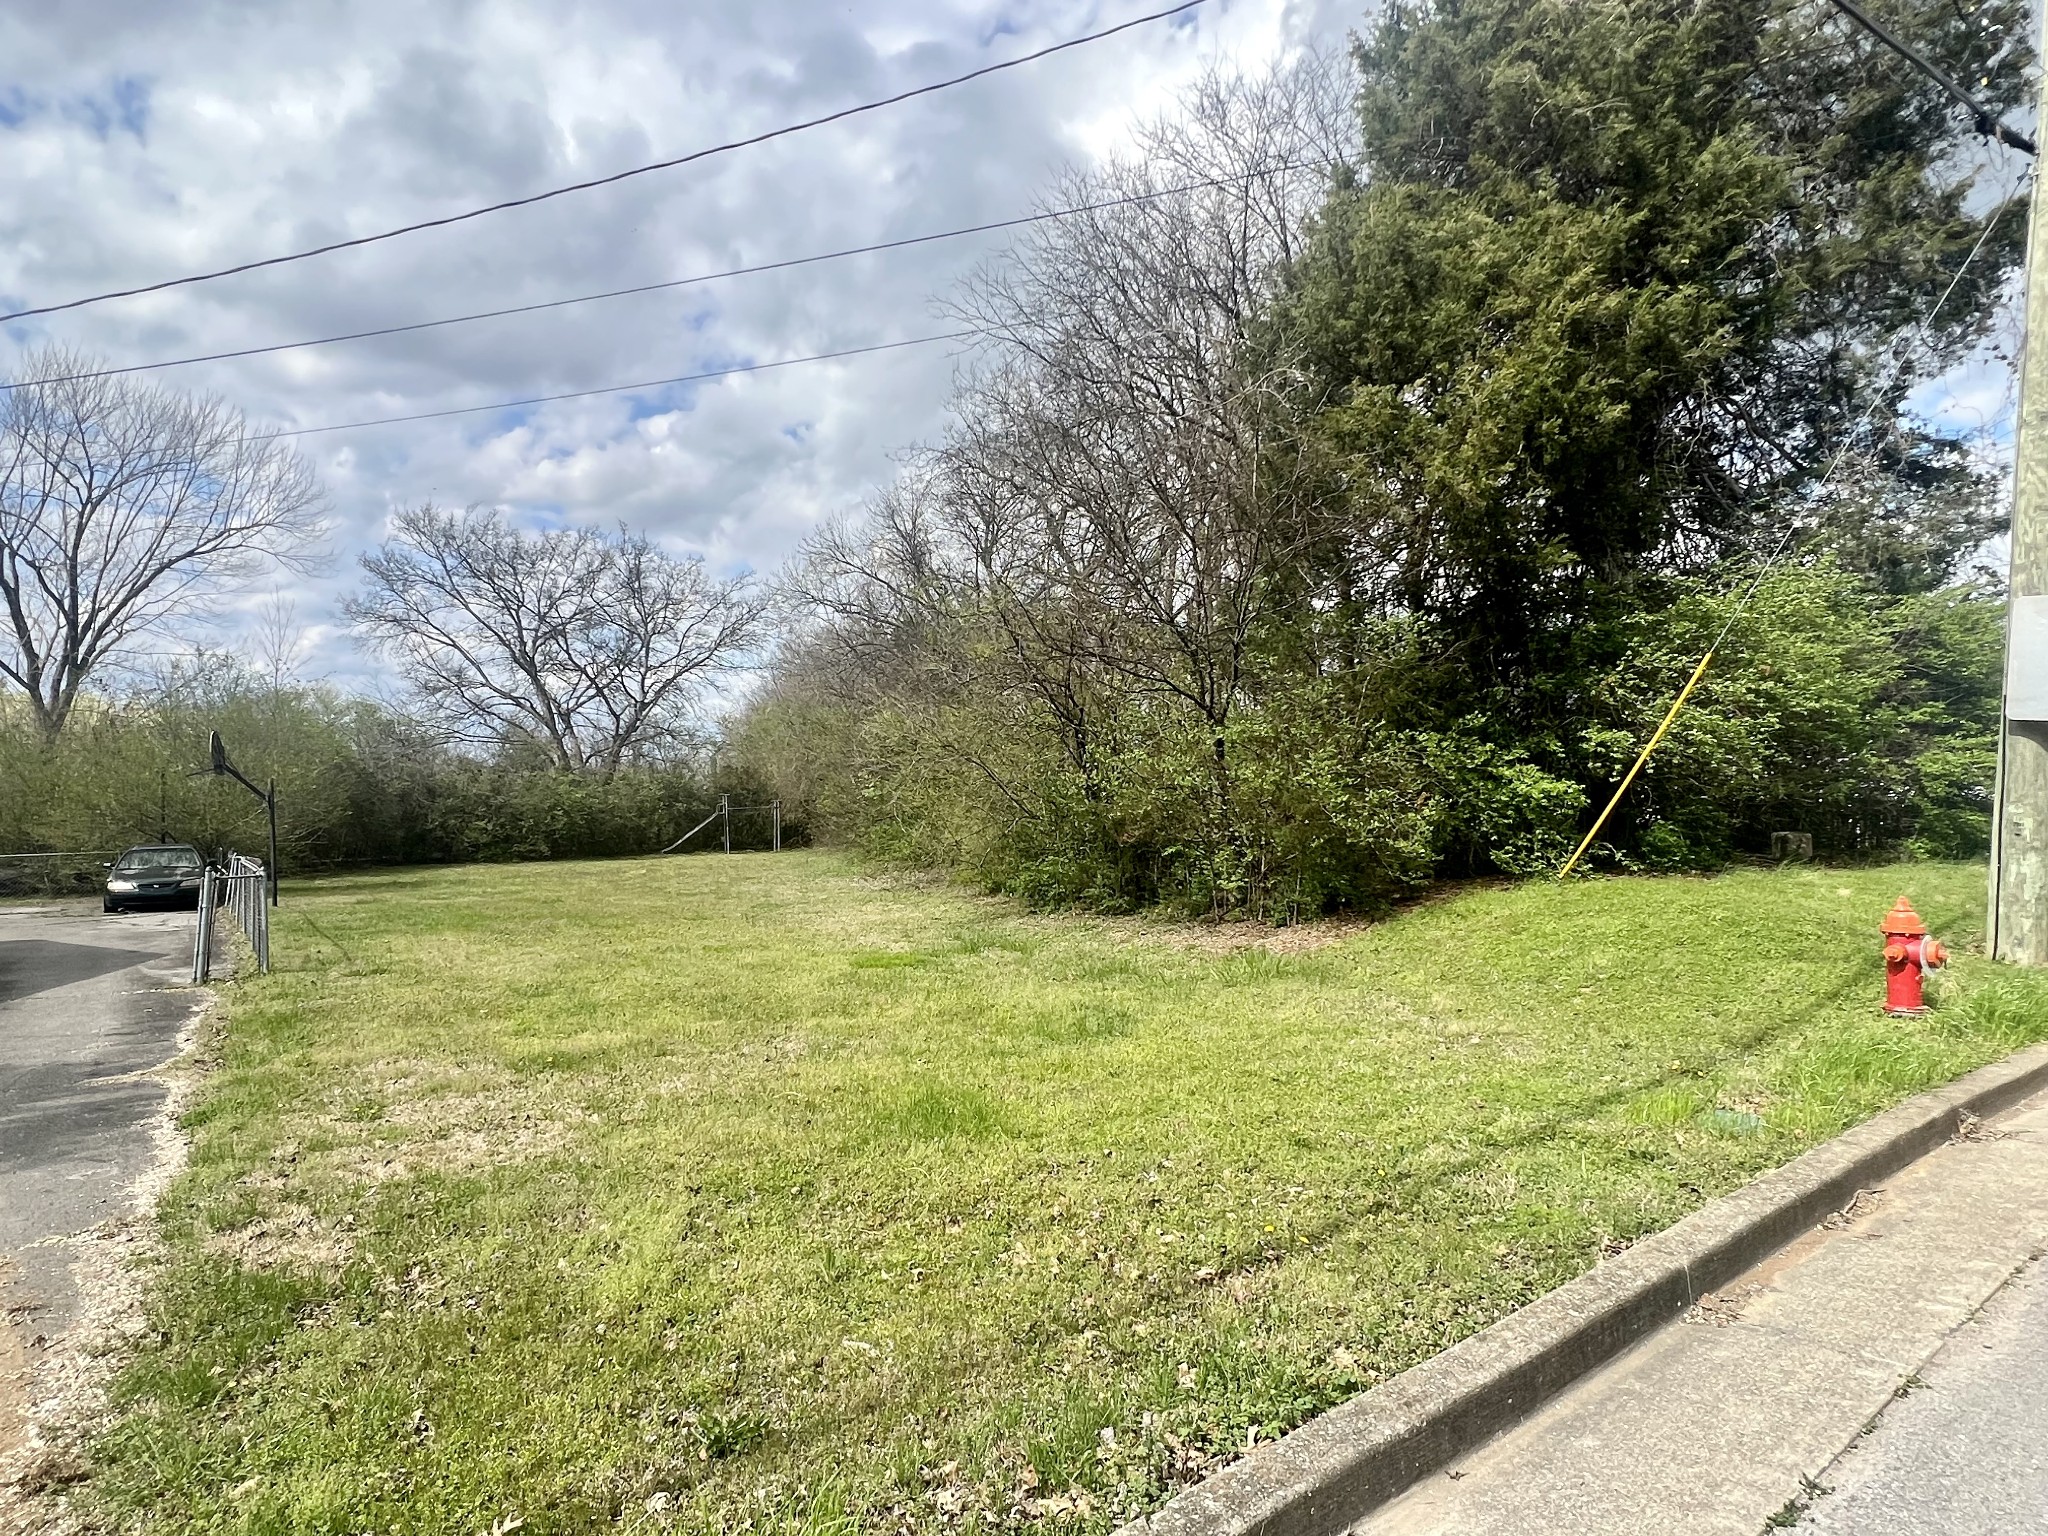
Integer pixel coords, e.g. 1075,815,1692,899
1284,0,2028,721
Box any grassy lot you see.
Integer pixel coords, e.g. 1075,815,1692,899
91,855,2048,1534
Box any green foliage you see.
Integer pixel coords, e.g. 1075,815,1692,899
1421,733,1589,877
1202,689,1437,916
1,2,2012,910
740,667,1439,919
0,660,794,887
738,3,2022,908
1290,0,2025,692
1568,563,2002,867
748,565,2000,899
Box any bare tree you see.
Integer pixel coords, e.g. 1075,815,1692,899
761,58,1356,898
744,59,1380,906
934,56,1351,812
252,592,313,691
0,347,325,737
349,504,764,777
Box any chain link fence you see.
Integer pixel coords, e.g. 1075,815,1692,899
0,850,117,898
657,795,785,854
192,853,269,981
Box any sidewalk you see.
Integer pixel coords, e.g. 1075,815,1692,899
1361,1087,2048,1535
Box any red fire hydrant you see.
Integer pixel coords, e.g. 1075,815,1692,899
1881,897,1947,1016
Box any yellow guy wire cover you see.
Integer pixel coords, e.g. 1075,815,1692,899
1557,649,1715,879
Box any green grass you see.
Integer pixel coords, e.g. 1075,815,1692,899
90,855,2048,1534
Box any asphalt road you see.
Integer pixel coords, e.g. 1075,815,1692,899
0,903,199,1333
1801,1255,2048,1533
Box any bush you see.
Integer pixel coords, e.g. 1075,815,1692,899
735,564,2002,906
1422,732,1588,877
0,663,791,875
1572,563,2000,867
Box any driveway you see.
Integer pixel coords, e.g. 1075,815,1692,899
0,903,200,1335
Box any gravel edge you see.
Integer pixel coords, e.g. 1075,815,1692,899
0,995,213,1536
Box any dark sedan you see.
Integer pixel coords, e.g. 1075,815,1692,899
103,845,205,913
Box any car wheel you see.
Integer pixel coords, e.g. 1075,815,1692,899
102,898,120,914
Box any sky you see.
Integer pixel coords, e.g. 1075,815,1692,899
0,0,1356,686
0,0,2030,697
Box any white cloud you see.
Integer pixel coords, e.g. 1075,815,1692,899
0,0,1356,686
4,0,2019,696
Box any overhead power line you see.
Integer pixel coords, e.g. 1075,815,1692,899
242,331,979,441
6,164,1323,391
0,0,1209,327
1824,0,2036,156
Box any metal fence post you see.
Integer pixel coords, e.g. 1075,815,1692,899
722,793,731,855
191,867,215,983
773,799,782,852
266,778,279,908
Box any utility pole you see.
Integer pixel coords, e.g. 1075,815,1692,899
1989,17,2048,965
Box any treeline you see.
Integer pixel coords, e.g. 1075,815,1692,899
732,0,2028,917
2,355,772,887
3,0,2025,916
0,659,791,895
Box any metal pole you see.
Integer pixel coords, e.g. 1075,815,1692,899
773,799,781,852
722,793,732,855
192,867,214,983
1991,11,2048,965
266,779,279,907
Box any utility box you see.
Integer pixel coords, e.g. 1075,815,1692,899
2006,595,2048,722
1770,831,1813,862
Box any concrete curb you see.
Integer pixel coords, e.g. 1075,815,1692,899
1125,1041,2048,1536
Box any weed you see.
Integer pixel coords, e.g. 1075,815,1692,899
1631,1085,1710,1126
1951,980,2040,1049
696,1407,772,1461
1026,1389,1121,1491
888,1084,1005,1141
1763,1474,1832,1529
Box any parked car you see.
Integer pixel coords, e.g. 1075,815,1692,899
103,844,205,913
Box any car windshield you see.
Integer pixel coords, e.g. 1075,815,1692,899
116,848,200,873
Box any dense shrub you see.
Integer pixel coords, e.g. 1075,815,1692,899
0,664,793,889
1574,565,2001,868
735,561,2004,915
